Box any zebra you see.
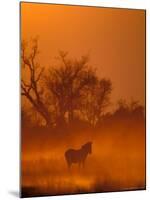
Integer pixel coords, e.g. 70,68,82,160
65,142,92,169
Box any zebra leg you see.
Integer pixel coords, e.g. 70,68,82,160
82,160,85,168
66,160,71,170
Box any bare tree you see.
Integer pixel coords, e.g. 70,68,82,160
81,78,112,126
45,52,97,125
21,40,112,128
115,99,144,120
21,38,52,126
96,79,112,118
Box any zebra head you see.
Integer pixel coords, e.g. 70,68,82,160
82,141,92,154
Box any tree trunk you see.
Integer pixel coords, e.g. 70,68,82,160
22,93,52,127
35,101,52,127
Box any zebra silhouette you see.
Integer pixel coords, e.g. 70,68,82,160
65,142,92,169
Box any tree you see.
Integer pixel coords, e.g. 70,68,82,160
45,51,97,125
81,78,112,126
21,38,52,126
21,39,113,128
114,99,144,121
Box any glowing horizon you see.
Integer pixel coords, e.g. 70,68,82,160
21,2,145,109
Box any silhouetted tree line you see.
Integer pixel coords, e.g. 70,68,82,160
98,99,145,130
21,38,144,130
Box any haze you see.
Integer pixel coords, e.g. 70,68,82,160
21,2,145,108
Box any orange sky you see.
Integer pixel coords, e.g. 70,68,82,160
21,2,145,108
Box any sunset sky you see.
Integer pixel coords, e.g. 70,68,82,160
21,2,145,109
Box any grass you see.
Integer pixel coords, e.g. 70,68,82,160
21,126,145,197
